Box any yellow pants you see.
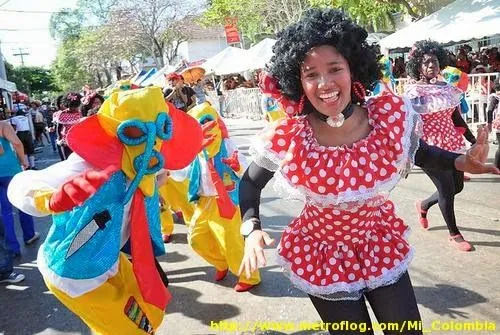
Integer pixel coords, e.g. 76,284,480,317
44,253,165,335
188,196,260,285
159,178,193,236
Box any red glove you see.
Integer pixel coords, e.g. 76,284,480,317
201,120,217,149
222,151,240,171
49,165,118,213
218,118,229,138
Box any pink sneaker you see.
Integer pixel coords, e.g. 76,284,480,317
234,282,258,292
449,234,473,252
415,201,428,229
162,234,171,243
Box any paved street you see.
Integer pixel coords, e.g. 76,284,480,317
1,118,499,335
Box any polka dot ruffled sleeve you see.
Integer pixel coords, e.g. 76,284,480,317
249,118,305,172
251,94,422,207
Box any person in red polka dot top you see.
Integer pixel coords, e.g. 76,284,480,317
404,40,479,252
237,9,499,335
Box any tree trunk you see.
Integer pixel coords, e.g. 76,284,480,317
95,70,104,88
103,67,112,86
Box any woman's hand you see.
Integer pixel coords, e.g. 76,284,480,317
455,126,500,174
238,230,275,279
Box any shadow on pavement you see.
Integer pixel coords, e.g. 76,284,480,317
428,226,500,237
0,253,89,335
167,284,241,325
414,284,487,319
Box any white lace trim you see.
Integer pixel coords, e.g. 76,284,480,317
249,137,281,172
276,246,415,301
266,102,422,207
37,246,119,298
404,84,462,114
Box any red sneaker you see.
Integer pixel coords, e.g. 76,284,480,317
464,175,471,182
449,234,473,252
234,282,257,292
215,269,228,281
415,201,428,229
162,234,171,243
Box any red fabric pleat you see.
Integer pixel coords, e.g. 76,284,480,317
207,158,237,219
130,191,171,310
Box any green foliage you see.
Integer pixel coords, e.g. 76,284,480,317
5,62,60,96
49,8,85,40
52,38,93,92
202,0,454,40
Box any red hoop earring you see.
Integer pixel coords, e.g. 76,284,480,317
298,95,306,113
352,81,366,102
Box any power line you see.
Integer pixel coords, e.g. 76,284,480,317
0,0,11,8
0,8,69,14
0,28,50,31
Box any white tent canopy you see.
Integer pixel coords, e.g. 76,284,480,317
380,0,500,50
140,64,177,87
246,38,276,70
0,77,16,92
202,46,252,76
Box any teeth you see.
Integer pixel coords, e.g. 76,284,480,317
319,92,339,100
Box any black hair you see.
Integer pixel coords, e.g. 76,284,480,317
267,8,381,107
62,92,83,110
406,40,448,80
81,94,104,116
56,95,66,110
494,77,500,92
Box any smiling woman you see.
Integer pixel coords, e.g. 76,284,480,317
237,8,499,335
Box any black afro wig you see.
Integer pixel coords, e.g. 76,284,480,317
267,8,381,106
406,40,448,80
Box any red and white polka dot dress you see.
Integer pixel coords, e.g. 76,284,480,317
250,93,422,300
53,109,82,143
404,84,465,153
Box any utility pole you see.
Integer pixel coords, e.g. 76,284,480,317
12,47,29,66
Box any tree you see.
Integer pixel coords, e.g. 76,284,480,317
77,0,121,24
203,0,455,41
52,39,93,92
120,0,199,67
383,0,454,20
49,8,85,41
5,62,60,97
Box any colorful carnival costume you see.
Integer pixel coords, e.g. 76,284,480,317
441,66,470,115
52,106,82,160
186,102,260,291
158,169,193,242
404,84,475,153
404,83,476,250
7,87,203,334
248,93,422,300
261,96,287,122
372,56,396,96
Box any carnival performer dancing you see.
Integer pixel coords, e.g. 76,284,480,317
187,102,261,292
237,9,499,335
157,168,194,243
404,40,478,251
52,92,83,160
7,87,204,334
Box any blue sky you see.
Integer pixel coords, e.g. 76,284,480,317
0,0,78,67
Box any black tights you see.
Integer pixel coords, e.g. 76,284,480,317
495,133,500,170
309,272,422,335
420,168,464,236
